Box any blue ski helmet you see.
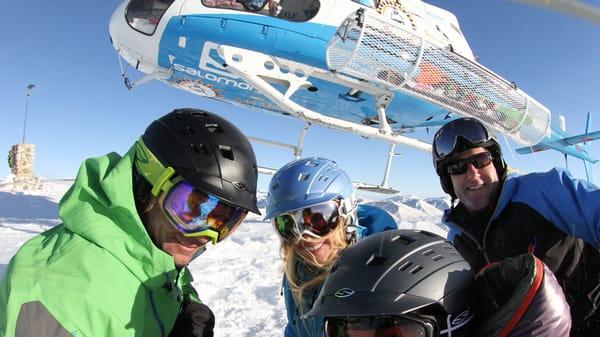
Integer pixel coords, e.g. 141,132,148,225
264,157,356,225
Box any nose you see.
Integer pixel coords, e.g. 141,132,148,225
464,163,480,179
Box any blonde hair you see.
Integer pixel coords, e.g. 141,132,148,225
280,218,350,308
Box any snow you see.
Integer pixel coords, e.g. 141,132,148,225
0,179,449,336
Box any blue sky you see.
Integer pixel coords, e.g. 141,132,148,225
1,0,599,197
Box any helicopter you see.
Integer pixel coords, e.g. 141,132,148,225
109,0,599,190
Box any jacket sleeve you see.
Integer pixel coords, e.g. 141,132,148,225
168,297,215,337
180,267,202,303
513,168,600,249
284,323,298,337
170,268,215,337
356,204,398,238
11,301,74,337
282,276,299,337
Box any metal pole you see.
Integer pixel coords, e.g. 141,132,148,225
22,84,35,144
381,143,396,188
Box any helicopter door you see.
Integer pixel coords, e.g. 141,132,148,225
126,0,176,35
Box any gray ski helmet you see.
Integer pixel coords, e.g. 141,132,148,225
306,230,474,337
432,118,506,198
140,108,260,214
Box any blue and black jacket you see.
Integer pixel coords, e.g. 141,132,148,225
444,168,600,337
282,204,397,337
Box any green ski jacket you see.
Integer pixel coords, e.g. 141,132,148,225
0,146,198,337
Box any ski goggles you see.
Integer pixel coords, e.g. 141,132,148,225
433,118,492,158
134,139,247,244
325,316,434,337
273,199,342,241
159,180,248,243
446,151,493,175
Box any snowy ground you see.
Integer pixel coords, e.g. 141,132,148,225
0,178,449,336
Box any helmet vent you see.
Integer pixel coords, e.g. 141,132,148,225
305,160,319,167
190,110,208,117
398,261,413,271
299,173,310,181
391,235,415,245
366,255,387,266
179,126,195,135
409,265,424,274
422,249,434,256
432,255,444,261
205,123,222,133
219,145,234,161
190,143,208,155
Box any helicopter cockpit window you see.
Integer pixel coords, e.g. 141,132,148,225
126,0,175,35
203,0,320,22
351,0,375,8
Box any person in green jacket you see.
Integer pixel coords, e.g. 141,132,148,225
0,108,261,337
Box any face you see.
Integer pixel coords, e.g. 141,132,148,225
294,230,340,266
450,147,500,213
142,200,212,268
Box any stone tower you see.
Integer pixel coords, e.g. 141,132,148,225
7,143,42,190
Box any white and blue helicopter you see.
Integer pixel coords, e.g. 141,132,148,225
109,0,600,190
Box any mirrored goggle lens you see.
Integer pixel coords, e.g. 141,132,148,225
434,119,490,158
273,200,340,240
446,151,493,175
274,214,297,241
162,181,248,241
325,316,432,337
240,0,269,11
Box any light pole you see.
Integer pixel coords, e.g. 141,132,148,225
22,84,35,144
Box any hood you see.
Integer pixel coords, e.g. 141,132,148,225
58,145,177,288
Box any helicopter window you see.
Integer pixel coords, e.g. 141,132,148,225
351,0,375,8
126,0,175,35
203,0,320,22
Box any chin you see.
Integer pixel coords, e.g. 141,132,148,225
173,255,193,267
465,201,489,212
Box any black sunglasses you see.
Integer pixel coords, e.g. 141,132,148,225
446,152,493,175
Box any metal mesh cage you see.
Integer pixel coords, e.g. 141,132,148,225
327,10,551,146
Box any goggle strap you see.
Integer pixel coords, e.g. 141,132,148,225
135,139,178,196
183,228,219,244
151,167,177,196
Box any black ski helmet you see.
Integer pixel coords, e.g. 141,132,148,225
306,230,474,337
432,118,506,198
139,108,260,214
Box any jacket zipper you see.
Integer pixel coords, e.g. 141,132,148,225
148,290,166,337
480,176,507,264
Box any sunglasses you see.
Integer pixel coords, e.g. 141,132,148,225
325,316,434,337
446,151,493,176
160,180,248,244
273,199,342,241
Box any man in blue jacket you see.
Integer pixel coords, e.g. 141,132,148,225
432,117,600,337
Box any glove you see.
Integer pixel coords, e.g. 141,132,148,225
168,297,215,337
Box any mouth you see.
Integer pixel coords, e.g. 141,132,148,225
466,184,484,191
303,241,324,252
